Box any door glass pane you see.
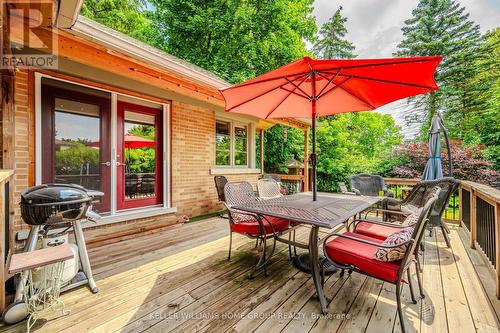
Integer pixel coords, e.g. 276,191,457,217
124,111,156,199
54,99,101,192
216,121,230,166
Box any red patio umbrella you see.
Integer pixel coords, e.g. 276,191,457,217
219,56,441,200
88,133,154,149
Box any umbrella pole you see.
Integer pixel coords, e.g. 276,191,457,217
311,111,317,201
311,72,317,201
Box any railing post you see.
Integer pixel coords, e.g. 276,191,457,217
459,185,463,227
471,189,477,249
303,128,309,192
495,202,500,299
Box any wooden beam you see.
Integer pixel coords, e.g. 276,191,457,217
260,129,264,174
471,189,477,249
1,75,14,170
303,128,309,192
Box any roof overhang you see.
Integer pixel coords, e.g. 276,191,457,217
68,16,230,90
55,0,84,28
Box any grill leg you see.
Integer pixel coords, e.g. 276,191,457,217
73,221,98,293
15,225,41,301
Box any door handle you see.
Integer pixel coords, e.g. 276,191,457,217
116,162,125,167
101,161,111,167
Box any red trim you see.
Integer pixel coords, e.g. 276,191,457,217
117,101,163,210
41,83,112,212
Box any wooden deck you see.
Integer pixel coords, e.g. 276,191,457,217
2,218,499,333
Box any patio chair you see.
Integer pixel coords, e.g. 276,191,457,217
214,176,229,219
349,174,394,197
257,178,282,199
323,187,440,333
263,173,286,194
338,182,356,195
224,181,291,278
257,178,298,257
363,177,459,247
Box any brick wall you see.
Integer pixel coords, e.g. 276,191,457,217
12,69,31,233
170,101,259,217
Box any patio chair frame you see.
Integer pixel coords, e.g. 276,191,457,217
224,181,289,278
322,188,440,333
349,173,394,197
364,177,459,247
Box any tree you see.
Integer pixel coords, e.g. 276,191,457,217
454,29,500,169
149,0,316,83
314,112,403,191
379,141,500,186
313,6,355,59
263,125,305,174
81,0,161,45
395,0,482,133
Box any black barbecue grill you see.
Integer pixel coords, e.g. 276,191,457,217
20,184,92,225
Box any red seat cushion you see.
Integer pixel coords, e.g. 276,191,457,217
355,222,400,240
231,216,290,236
324,232,401,283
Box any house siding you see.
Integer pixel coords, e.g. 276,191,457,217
171,101,259,218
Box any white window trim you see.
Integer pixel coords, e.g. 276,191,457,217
34,72,173,224
215,116,256,169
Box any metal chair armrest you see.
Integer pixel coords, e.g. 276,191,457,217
352,217,407,230
324,233,413,249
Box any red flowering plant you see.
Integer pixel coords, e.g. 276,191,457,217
379,140,500,187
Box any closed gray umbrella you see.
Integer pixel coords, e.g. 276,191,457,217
422,113,452,180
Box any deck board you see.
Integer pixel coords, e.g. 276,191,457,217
1,218,499,333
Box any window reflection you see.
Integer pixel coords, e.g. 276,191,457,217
54,99,101,192
124,111,156,199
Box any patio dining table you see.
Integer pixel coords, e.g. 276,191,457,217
233,191,380,314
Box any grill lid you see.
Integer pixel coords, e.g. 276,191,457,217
21,184,91,206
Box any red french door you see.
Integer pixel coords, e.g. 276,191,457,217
116,102,163,210
41,82,112,212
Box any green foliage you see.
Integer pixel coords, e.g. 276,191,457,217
81,0,161,45
55,142,99,174
128,125,155,140
449,28,500,169
313,6,355,59
149,0,316,83
315,113,403,191
263,125,304,173
126,148,155,173
395,0,482,132
378,141,500,186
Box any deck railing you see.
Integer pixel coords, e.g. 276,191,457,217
459,181,500,298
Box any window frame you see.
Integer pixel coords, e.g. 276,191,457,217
215,118,250,168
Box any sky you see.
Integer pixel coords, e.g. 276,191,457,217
312,0,500,137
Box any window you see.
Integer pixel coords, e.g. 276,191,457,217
234,125,247,166
215,119,249,167
216,121,231,166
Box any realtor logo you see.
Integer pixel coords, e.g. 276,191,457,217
1,0,58,69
